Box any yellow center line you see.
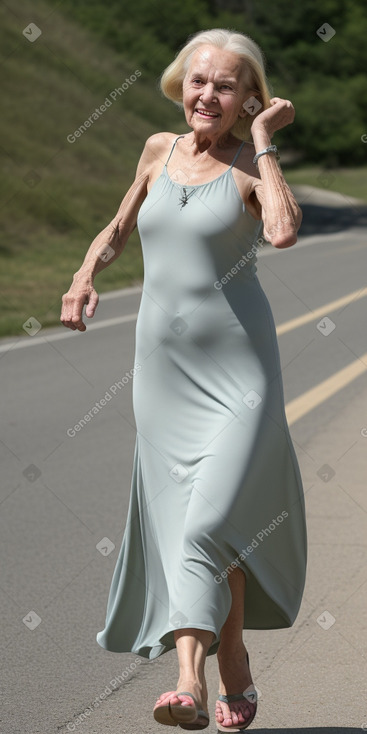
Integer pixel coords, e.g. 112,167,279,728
275,288,367,423
277,288,367,336
286,352,367,425
2,288,366,427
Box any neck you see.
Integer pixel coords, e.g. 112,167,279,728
189,130,238,155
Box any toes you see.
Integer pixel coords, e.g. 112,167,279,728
177,694,195,708
154,690,177,706
230,709,240,726
233,704,248,724
215,700,254,727
234,703,252,723
155,691,199,712
215,702,233,726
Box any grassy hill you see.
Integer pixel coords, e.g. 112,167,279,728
0,0,184,337
1,0,366,338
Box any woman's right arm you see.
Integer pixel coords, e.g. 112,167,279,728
60,135,160,331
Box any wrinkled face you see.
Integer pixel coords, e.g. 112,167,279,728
182,44,255,136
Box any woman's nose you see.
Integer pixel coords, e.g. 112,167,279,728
200,82,217,103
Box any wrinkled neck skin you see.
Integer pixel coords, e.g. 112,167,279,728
183,128,242,159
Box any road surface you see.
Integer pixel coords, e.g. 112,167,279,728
1,189,366,733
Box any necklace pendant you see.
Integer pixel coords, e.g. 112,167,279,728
179,187,189,209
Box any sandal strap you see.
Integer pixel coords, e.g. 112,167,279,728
218,652,257,705
176,691,198,704
218,686,257,704
176,691,208,712
195,711,209,722
175,692,209,722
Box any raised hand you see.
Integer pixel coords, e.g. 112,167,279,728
251,97,295,138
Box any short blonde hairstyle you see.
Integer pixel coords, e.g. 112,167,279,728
160,28,272,141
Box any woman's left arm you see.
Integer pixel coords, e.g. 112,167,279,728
251,97,302,249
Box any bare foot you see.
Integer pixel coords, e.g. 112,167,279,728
215,644,256,728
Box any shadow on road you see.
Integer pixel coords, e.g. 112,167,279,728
246,729,360,733
298,202,367,237
250,726,362,734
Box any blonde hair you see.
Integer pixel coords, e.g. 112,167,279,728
160,28,272,141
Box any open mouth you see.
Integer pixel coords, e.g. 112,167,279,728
195,108,220,118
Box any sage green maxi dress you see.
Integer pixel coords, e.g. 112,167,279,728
96,136,307,660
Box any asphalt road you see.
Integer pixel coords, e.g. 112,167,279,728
1,190,367,734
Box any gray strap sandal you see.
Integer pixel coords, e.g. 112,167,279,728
153,690,209,729
216,654,257,731
174,692,210,730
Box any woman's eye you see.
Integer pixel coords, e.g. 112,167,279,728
191,80,233,90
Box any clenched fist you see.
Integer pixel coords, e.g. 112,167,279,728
251,97,295,138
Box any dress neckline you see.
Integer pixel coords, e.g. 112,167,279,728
163,164,235,190
163,135,246,190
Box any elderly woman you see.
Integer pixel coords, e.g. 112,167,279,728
61,28,307,732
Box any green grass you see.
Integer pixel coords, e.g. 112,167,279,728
283,165,367,202
1,0,366,338
0,0,185,337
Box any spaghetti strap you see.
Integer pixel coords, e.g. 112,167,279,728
229,140,246,168
165,135,185,166
165,136,246,170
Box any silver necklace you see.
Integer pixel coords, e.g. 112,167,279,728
174,136,209,209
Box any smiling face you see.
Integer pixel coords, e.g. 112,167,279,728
182,44,255,142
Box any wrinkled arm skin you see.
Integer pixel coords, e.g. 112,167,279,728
60,136,159,331
251,109,303,249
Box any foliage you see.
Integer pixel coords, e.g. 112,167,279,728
60,0,367,165
0,0,366,337
0,0,184,336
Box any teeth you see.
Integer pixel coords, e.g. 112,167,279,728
196,109,218,117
